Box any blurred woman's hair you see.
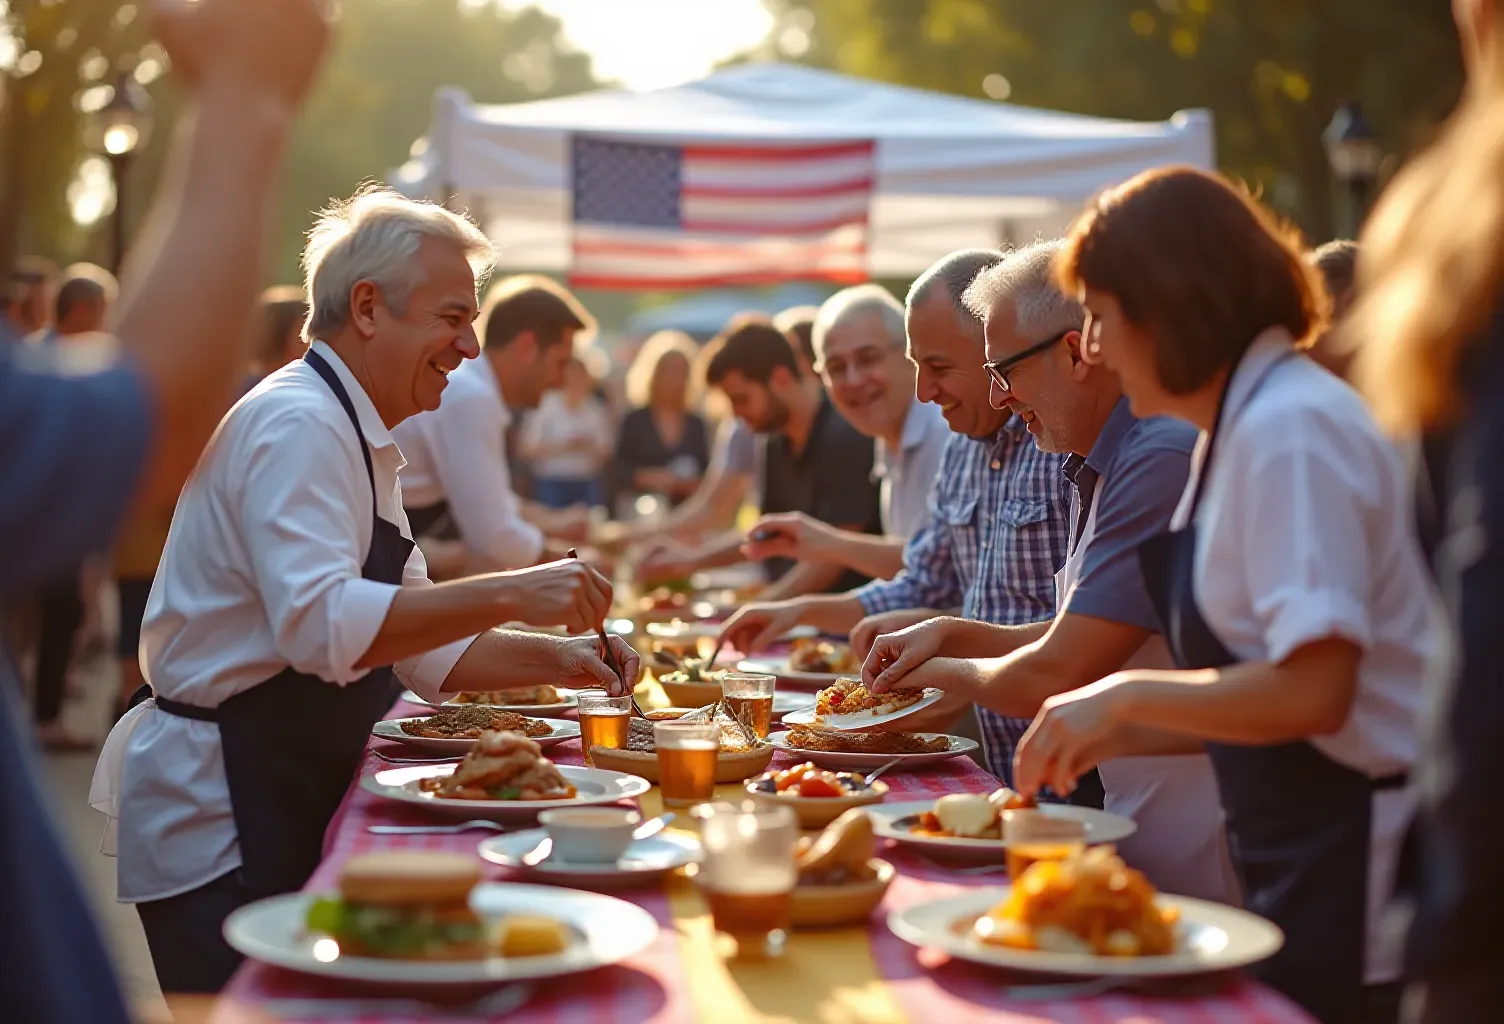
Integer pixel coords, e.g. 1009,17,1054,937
1056,165,1328,395
625,328,701,409
773,305,819,368
1351,2,1504,431
256,285,309,369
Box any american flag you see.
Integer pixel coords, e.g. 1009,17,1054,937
569,135,874,290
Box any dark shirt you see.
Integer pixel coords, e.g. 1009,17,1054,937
759,397,883,592
1408,305,1504,1018
0,343,147,1023
612,406,710,507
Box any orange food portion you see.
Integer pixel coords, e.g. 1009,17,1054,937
813,678,924,718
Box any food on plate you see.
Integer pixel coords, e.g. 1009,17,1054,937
304,851,486,960
973,845,1179,956
914,789,1037,839
398,706,552,741
419,731,577,801
644,707,694,721
450,685,561,707
785,725,949,755
813,677,924,719
624,700,759,753
751,761,869,798
496,914,570,957
787,638,859,674
656,656,725,687
796,809,880,886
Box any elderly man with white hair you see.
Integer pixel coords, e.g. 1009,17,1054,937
727,285,948,611
92,186,639,995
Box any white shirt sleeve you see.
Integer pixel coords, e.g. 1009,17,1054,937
393,541,479,703
426,385,544,569
1225,412,1379,662
234,407,401,685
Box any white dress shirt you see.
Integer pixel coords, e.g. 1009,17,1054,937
391,354,544,569
1175,328,1436,980
90,343,476,902
520,390,612,480
871,396,949,538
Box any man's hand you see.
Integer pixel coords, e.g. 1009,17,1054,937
863,656,977,733
861,615,955,692
632,536,699,587
849,608,940,659
548,506,591,544
499,558,612,634
153,0,331,109
554,634,641,696
1013,675,1132,800
740,511,843,564
718,599,810,654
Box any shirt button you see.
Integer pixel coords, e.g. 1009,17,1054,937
990,460,1001,470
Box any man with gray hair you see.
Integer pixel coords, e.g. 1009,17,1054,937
861,240,1237,903
734,282,949,591
93,186,640,994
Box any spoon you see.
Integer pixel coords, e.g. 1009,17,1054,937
371,749,462,765
367,819,510,835
520,813,676,867
863,758,901,784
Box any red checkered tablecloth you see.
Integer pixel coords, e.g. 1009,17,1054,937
221,696,1312,1023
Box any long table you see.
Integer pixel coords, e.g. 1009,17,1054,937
222,695,1312,1023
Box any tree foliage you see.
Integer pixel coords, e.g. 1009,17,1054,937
766,0,1464,240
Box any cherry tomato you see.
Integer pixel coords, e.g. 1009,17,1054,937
775,763,817,792
796,773,846,798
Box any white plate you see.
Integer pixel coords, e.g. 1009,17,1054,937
767,730,978,770
888,887,1283,978
782,688,945,730
478,828,701,886
400,689,579,718
225,882,659,985
771,691,814,718
372,717,581,755
868,800,1137,860
736,657,845,689
361,764,651,821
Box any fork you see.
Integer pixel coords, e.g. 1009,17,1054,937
371,749,461,765
259,982,533,1019
367,819,511,835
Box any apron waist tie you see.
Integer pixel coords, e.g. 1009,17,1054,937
153,695,223,723
1374,772,1408,791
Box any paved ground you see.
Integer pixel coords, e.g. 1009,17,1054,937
37,649,167,1020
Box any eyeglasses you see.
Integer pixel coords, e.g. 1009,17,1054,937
982,330,1073,393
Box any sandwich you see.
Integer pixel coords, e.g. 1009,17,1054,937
305,851,487,960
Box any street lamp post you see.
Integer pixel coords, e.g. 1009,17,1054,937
91,71,153,274
1322,101,1384,239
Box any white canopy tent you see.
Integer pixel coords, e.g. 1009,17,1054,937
394,63,1214,283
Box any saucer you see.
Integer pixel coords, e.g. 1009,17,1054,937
478,828,701,887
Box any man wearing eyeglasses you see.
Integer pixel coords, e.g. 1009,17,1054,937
859,240,1237,904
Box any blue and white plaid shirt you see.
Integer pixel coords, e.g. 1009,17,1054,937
854,416,1072,781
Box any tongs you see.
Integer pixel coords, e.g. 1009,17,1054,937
569,548,648,720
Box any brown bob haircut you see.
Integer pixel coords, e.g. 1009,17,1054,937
703,314,802,387
1055,166,1329,395
481,274,594,351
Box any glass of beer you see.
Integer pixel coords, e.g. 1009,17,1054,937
577,691,632,767
654,720,718,807
1002,809,1087,879
694,800,798,958
720,672,776,738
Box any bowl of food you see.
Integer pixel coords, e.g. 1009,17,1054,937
744,762,888,828
790,809,894,928
654,657,726,710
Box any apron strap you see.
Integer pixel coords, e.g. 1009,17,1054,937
1187,350,1300,516
303,348,379,520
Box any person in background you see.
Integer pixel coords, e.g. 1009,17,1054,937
520,354,612,509
0,255,57,345
30,264,121,749
1350,2,1504,1020
637,316,882,599
1309,239,1361,378
729,283,948,633
1014,167,1431,1024
774,304,821,372
0,0,337,1018
860,241,1235,901
393,275,594,576
251,285,309,381
612,329,710,513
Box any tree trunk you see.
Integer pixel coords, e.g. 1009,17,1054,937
0,79,31,279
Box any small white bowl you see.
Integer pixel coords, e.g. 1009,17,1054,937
537,807,641,864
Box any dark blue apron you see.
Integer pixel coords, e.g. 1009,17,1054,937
153,349,412,899
1138,353,1404,1024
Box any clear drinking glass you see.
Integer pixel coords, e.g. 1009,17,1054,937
1002,808,1087,879
720,672,776,739
694,800,799,958
577,690,632,767
653,720,718,807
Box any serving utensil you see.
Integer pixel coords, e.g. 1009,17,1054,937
370,749,462,765
366,819,511,835
570,547,648,720
863,758,901,784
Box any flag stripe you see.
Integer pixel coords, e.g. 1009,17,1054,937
682,152,875,190
682,191,870,226
681,175,874,200
680,212,868,235
571,269,869,290
681,140,874,162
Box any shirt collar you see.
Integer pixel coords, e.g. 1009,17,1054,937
1082,396,1137,476
1216,327,1296,437
308,340,397,451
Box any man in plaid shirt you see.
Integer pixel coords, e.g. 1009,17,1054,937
720,249,1073,785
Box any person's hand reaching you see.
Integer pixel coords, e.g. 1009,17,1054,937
500,558,612,634
860,615,955,692
849,607,940,659
153,0,331,111
554,634,641,696
718,600,809,655
739,512,839,564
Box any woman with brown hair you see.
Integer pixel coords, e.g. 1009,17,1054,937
1011,166,1436,1024
1348,3,1504,1021
612,329,710,512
